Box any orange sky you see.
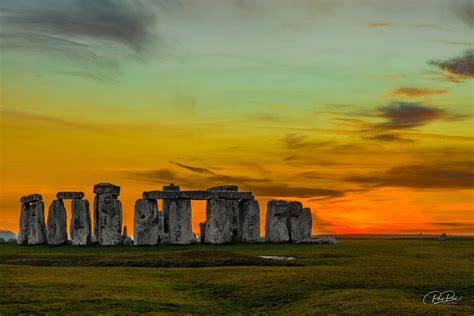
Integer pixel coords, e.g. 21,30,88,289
0,0,473,236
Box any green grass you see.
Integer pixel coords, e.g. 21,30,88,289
1,239,473,314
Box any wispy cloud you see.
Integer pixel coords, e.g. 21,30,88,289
169,161,216,175
386,87,449,98
0,0,160,80
347,161,474,189
429,50,474,82
366,22,391,27
373,101,463,130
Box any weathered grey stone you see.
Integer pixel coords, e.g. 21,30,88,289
20,194,42,204
56,192,85,200
309,237,339,244
27,201,47,245
239,200,260,243
168,199,194,244
143,190,253,200
17,203,30,245
157,211,168,243
93,183,120,195
289,206,312,243
199,222,206,243
98,199,122,246
204,199,238,244
7,238,17,244
207,185,238,191
162,184,180,234
134,199,159,246
93,192,118,242
123,236,133,246
264,200,290,243
0,238,5,243
123,225,128,239
70,199,92,246
47,200,68,245
439,233,448,241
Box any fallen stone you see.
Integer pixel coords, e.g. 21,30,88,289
239,199,261,243
20,194,42,204
143,190,253,200
47,200,68,245
309,237,339,244
134,199,159,246
207,185,238,191
289,204,312,243
265,200,290,243
204,199,238,244
17,203,30,245
98,198,123,246
7,238,17,244
168,199,194,244
439,233,448,241
123,236,133,246
93,183,120,195
0,238,5,243
27,201,47,245
70,199,92,246
56,192,85,200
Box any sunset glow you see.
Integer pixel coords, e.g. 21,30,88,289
1,0,473,235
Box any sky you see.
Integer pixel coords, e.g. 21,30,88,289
0,0,473,236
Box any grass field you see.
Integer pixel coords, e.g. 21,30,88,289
1,239,473,314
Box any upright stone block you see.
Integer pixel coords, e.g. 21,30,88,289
239,200,260,243
134,199,159,246
93,183,120,243
47,199,68,245
289,206,312,243
265,200,290,243
17,203,30,245
162,184,180,234
70,199,92,246
204,199,238,244
199,222,206,243
27,201,46,245
98,198,122,246
168,199,194,244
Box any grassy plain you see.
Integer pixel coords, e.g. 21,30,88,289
1,238,473,315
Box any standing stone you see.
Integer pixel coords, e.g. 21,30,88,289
70,199,92,246
27,201,47,245
239,200,261,243
134,199,159,246
17,203,30,245
265,200,290,243
289,205,312,243
204,199,238,244
98,198,122,246
93,183,120,242
199,222,206,243
47,199,68,245
168,199,194,244
157,211,168,243
162,184,180,234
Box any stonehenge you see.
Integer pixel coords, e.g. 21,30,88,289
18,182,316,246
